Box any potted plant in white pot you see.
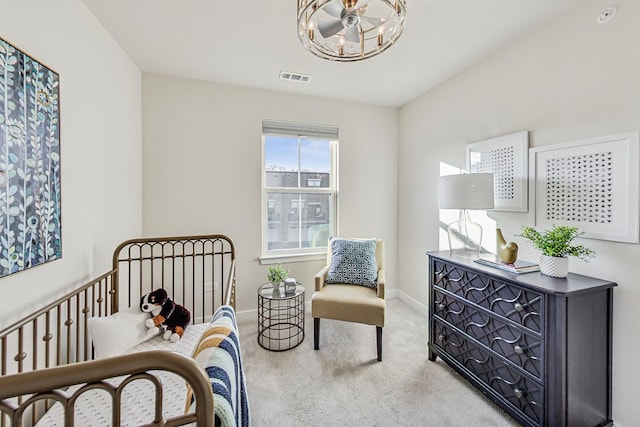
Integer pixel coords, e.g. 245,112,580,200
267,263,289,291
519,225,595,278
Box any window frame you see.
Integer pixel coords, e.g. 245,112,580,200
260,132,338,264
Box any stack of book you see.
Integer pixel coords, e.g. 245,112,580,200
474,255,540,274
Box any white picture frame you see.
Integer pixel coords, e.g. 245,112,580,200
466,131,529,212
529,132,639,243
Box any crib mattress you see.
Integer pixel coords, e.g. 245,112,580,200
36,322,210,426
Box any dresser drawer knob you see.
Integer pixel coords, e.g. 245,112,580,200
514,302,524,312
514,388,524,399
438,303,446,311
437,273,447,282
438,334,446,343
514,345,524,355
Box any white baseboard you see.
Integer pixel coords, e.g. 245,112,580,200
234,288,425,324
386,288,398,300
396,290,427,314
235,308,257,325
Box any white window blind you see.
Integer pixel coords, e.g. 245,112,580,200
262,120,339,139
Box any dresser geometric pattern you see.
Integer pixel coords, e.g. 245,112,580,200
433,290,544,381
433,262,544,334
433,319,544,424
427,252,616,427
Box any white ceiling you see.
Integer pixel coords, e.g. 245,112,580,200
80,0,590,107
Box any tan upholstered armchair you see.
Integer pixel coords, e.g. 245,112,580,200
312,238,386,361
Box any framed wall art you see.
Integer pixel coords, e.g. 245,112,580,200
466,131,529,212
529,132,639,243
0,37,61,277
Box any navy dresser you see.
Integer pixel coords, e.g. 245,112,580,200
427,251,615,427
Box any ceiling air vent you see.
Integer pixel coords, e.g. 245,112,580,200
279,70,312,83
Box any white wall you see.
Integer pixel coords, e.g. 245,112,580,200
398,0,640,424
0,0,142,329
4,0,634,421
141,73,398,314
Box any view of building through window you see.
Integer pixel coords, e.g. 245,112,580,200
263,134,336,253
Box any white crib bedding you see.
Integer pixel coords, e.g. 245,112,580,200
36,322,210,426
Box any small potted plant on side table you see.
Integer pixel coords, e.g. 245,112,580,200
267,263,289,292
519,225,595,278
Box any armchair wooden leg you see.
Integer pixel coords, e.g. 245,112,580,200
314,318,320,350
376,326,382,361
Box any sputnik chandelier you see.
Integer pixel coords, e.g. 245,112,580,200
297,0,407,62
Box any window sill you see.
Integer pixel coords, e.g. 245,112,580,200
259,252,326,265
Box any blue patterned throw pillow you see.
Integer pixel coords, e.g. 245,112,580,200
326,238,378,288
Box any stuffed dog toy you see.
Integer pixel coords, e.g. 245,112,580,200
140,288,191,343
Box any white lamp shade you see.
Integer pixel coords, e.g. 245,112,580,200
438,173,494,210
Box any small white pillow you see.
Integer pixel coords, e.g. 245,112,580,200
87,306,156,359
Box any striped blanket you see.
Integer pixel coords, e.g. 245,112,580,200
188,305,250,427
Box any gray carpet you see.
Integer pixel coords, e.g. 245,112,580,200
239,299,519,427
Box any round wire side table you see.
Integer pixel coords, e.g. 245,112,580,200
257,282,305,351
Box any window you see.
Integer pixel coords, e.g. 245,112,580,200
262,120,338,260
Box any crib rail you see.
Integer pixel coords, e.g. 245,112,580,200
0,234,237,426
0,270,117,375
112,234,236,321
0,350,214,427
0,271,116,426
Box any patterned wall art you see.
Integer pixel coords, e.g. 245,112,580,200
466,131,529,212
0,37,61,277
529,132,639,243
